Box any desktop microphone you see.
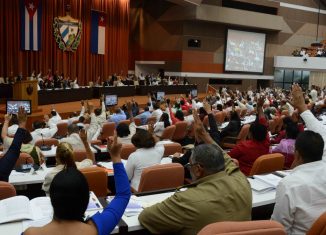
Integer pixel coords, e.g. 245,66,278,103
40,133,51,151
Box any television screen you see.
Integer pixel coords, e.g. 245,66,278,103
156,91,165,101
191,89,198,97
225,29,266,74
6,100,31,114
105,95,118,106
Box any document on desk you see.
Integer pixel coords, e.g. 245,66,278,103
248,174,282,194
0,196,53,225
97,159,127,170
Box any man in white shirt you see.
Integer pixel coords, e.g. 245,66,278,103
45,110,62,128
87,98,106,141
59,124,86,151
31,120,58,144
310,86,318,103
271,130,326,234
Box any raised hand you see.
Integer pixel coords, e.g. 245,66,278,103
4,113,12,122
203,101,212,114
291,84,307,113
79,129,87,142
107,132,122,163
17,106,27,128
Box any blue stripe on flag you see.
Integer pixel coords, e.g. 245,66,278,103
61,27,69,39
20,0,25,50
90,10,99,54
29,18,33,50
37,2,42,50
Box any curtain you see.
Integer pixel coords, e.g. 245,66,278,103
0,0,129,85
310,71,326,88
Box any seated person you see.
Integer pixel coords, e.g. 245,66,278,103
107,108,127,126
135,106,151,125
45,109,62,128
169,106,185,125
271,122,299,168
271,131,326,234
42,129,95,195
7,114,19,136
24,134,131,235
87,98,106,141
30,120,58,144
1,113,43,164
0,108,36,181
153,113,170,138
220,110,241,140
59,124,86,151
125,129,164,191
116,102,136,144
139,142,251,234
228,97,270,176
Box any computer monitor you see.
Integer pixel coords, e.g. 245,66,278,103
105,94,118,106
156,91,165,101
191,89,198,98
6,100,32,114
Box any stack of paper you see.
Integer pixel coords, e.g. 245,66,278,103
248,174,282,194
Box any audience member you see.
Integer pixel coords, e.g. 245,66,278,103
30,120,58,144
59,124,86,151
24,133,131,235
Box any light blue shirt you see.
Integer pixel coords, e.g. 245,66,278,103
108,110,127,125
135,111,151,125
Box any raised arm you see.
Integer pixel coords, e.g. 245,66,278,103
89,132,131,234
1,114,11,140
79,129,95,164
0,107,28,181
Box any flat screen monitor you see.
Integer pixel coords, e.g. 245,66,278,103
156,91,165,101
224,29,266,74
191,89,198,97
6,100,32,114
105,94,118,106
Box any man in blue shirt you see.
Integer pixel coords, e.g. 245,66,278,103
135,107,151,125
107,108,127,126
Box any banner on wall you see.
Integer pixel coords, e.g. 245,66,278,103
20,0,42,51
53,15,82,52
91,10,107,55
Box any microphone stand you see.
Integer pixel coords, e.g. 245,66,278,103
40,132,51,151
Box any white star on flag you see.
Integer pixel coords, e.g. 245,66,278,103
29,2,35,10
100,16,104,22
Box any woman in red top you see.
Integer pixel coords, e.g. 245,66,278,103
228,97,270,176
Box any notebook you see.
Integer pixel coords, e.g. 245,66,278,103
248,174,282,194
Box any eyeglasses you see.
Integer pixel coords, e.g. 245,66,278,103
184,162,200,169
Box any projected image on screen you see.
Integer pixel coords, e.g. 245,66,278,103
6,100,31,114
225,29,266,73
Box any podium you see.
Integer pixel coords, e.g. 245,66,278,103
13,80,40,113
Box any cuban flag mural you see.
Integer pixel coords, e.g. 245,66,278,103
91,10,107,55
20,0,42,51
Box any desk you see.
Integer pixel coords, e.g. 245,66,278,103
121,187,276,233
93,86,137,98
38,87,93,105
9,168,51,186
137,85,197,96
41,146,98,158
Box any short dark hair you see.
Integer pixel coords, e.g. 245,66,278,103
9,114,19,125
67,124,79,135
131,129,155,148
144,107,149,112
285,123,299,139
249,123,267,142
78,116,85,123
51,111,57,116
295,131,324,163
50,168,89,221
116,123,130,137
22,130,33,144
94,108,102,116
191,144,225,174
33,120,46,130
175,110,184,121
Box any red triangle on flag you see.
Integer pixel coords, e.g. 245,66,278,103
24,0,39,20
98,13,107,27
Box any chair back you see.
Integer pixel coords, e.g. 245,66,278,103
34,138,59,148
137,163,184,192
15,153,34,168
99,122,115,140
56,122,68,137
80,167,108,197
120,144,137,160
73,151,87,162
163,142,182,156
172,121,188,141
160,125,176,140
0,181,16,200
307,211,326,235
133,118,142,126
268,119,276,134
198,220,286,235
146,116,157,124
119,120,131,126
249,153,285,176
